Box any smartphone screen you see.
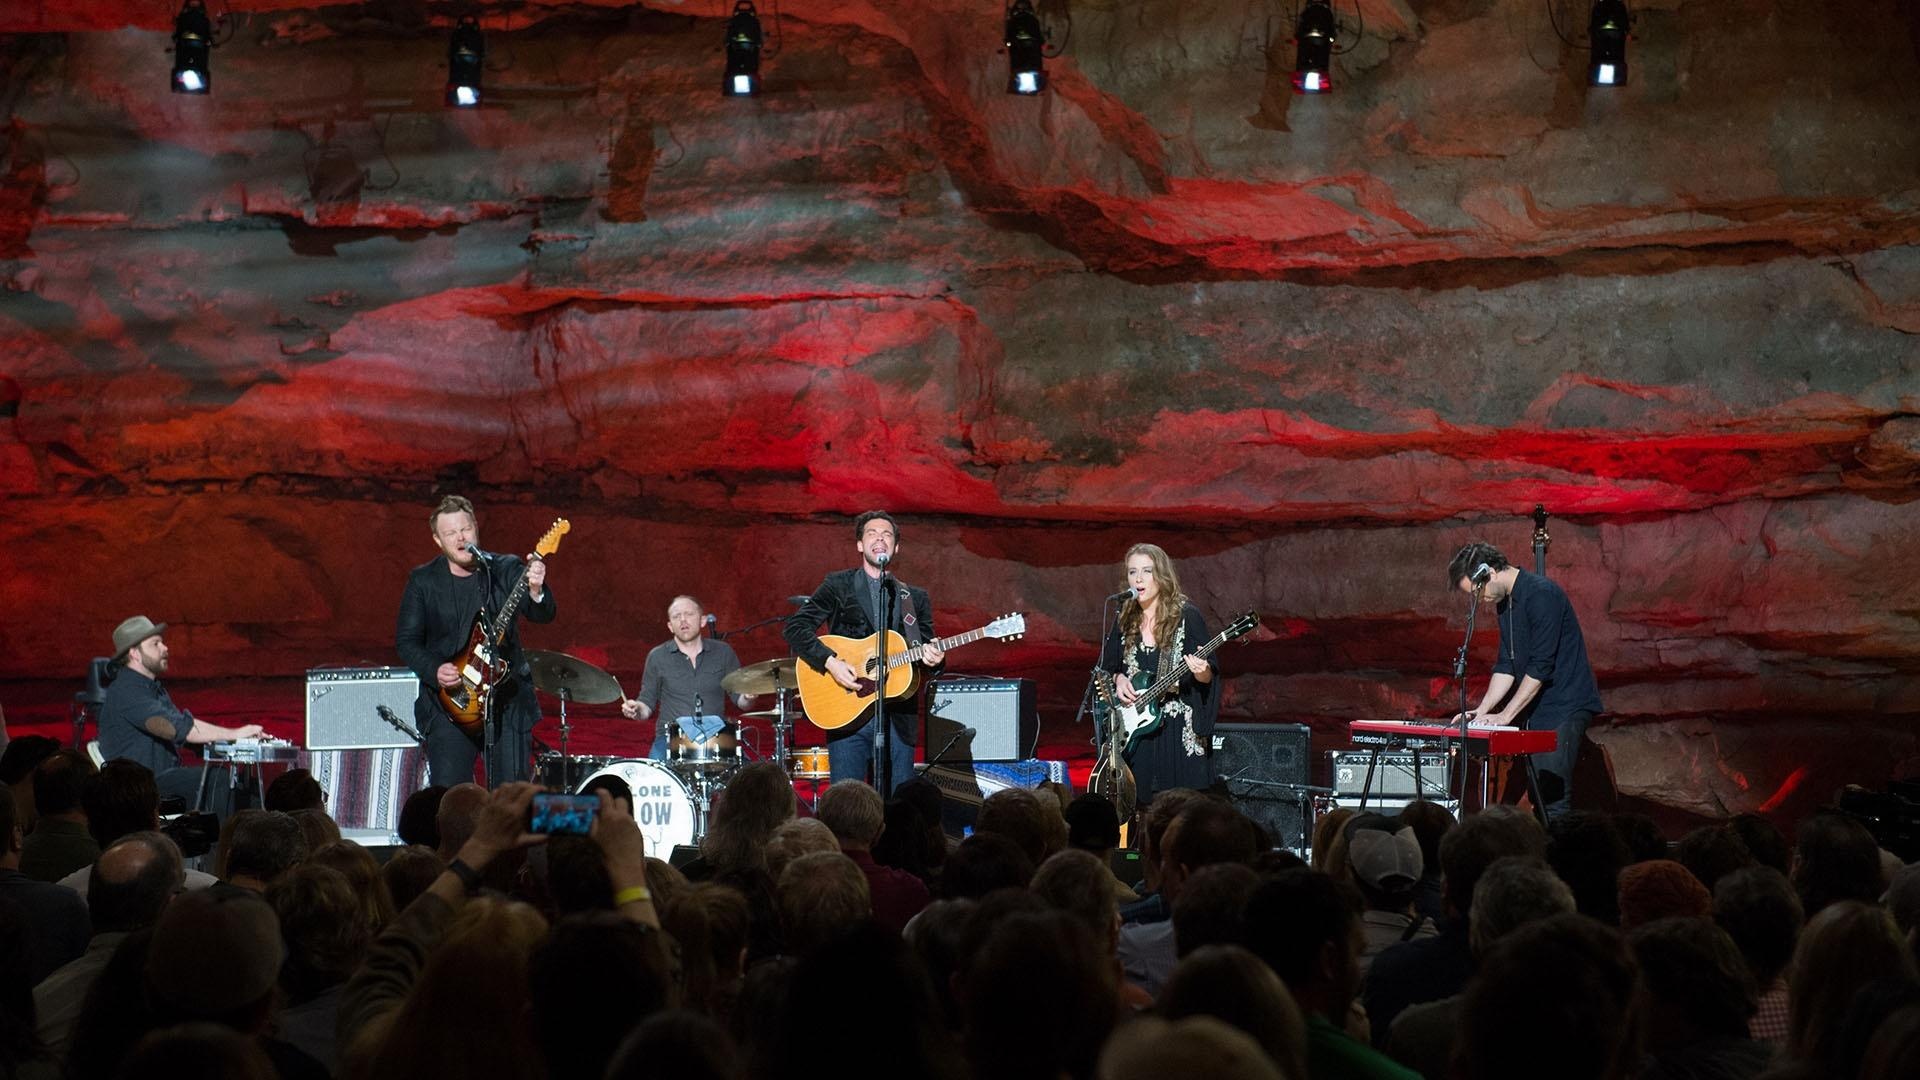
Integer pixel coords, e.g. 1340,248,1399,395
529,792,599,835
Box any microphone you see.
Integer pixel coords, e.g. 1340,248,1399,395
1470,563,1495,586
464,542,496,564
873,551,892,569
1108,588,1134,601
787,595,811,606
703,613,717,628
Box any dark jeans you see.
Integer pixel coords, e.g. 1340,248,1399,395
426,718,532,789
1528,709,1593,822
828,710,917,795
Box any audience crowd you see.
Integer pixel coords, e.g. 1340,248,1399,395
2,732,1920,1080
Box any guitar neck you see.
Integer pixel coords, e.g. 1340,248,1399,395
891,625,989,668
487,558,538,644
1137,628,1234,700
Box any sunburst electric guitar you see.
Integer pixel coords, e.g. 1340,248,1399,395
438,519,570,736
1108,610,1259,754
796,613,1027,732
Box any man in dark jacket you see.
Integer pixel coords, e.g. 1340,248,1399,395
784,510,943,793
396,495,556,787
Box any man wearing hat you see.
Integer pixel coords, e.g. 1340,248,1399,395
98,616,263,811
1344,814,1438,973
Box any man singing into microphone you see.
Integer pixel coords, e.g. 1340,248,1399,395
1447,541,1601,821
620,596,750,761
784,511,944,794
396,495,556,787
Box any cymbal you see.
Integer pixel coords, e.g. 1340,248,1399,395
524,650,624,705
737,709,784,720
722,658,798,697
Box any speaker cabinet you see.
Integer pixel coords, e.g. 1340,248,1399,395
1211,723,1313,850
925,677,1038,763
1330,750,1450,801
306,667,421,751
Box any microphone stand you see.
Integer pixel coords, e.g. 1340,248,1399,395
714,611,789,641
1073,593,1126,743
1532,504,1551,576
923,727,975,771
876,568,894,796
1450,583,1484,810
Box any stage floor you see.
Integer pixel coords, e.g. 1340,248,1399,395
0,676,1100,790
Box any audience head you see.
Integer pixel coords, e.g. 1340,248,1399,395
1859,1003,1920,1080
605,1010,742,1080
1397,800,1455,876
0,735,60,788
975,787,1066,867
1065,794,1122,853
1833,978,1920,1080
145,889,285,1032
1629,917,1758,1051
434,783,488,859
816,780,886,849
661,883,752,1017
83,760,161,845
1097,1015,1286,1080
766,923,962,1080
31,748,96,819
1712,865,1804,988
1673,825,1754,895
1309,806,1357,875
287,807,341,853
1468,855,1577,957
584,773,634,816
1787,900,1918,1066
1546,812,1632,923
396,784,446,849
265,864,370,1003
873,798,937,879
221,810,306,887
1141,788,1206,887
116,1023,277,1080
1243,868,1364,1019
1792,811,1886,918
262,768,324,813
1886,862,1920,941
1343,814,1423,912
939,832,1035,899
894,779,950,867
701,761,796,872
528,912,681,1080
962,909,1116,1080
1616,858,1713,930
89,831,185,933
1611,812,1669,863
765,817,839,883
1032,849,1120,943
1161,799,1259,904
305,839,395,932
778,851,871,956
1172,861,1261,959
545,833,616,915
1456,913,1642,1080
1440,806,1546,921
1158,945,1307,1079
1728,812,1791,876
906,898,978,1028
379,845,445,914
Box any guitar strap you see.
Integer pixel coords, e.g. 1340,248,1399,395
895,584,923,648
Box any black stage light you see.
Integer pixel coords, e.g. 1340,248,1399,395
1587,0,1629,86
1005,0,1046,95
724,0,763,96
1293,0,1336,94
170,0,212,95
447,15,485,107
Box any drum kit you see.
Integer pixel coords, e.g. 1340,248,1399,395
521,649,825,851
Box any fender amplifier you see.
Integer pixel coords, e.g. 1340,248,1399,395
925,677,1038,763
305,667,421,751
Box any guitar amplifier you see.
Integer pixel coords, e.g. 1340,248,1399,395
1212,723,1313,851
305,667,421,751
925,677,1038,763
1330,750,1450,809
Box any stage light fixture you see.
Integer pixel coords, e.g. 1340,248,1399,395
1587,0,1629,86
1292,0,1336,94
446,16,485,107
1005,0,1047,95
170,0,212,95
724,0,763,96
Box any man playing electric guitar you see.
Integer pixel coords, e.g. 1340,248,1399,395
783,511,945,794
396,495,556,788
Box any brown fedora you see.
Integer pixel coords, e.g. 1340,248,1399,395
111,615,167,661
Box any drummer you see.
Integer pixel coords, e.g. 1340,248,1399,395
620,596,752,760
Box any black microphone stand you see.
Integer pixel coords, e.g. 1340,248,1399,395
1450,583,1484,810
875,567,894,795
923,726,975,771
1073,593,1126,748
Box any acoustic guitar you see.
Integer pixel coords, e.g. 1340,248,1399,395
438,519,570,736
1088,667,1137,832
795,613,1026,732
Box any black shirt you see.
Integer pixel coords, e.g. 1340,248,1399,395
98,668,191,775
1490,569,1604,723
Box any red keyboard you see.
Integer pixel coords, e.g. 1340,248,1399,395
1349,720,1557,757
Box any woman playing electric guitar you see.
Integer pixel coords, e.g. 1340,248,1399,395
1098,543,1221,808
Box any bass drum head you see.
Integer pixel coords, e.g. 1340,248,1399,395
576,759,697,853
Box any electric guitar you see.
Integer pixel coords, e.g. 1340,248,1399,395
1107,610,1259,755
1088,667,1137,832
796,613,1027,732
438,519,570,736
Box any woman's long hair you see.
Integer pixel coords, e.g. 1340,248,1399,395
1120,543,1188,654
699,761,796,874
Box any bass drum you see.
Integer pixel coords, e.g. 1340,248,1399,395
576,759,698,854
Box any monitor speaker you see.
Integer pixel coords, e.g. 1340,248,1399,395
1211,722,1313,850
306,667,421,751
925,677,1038,763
